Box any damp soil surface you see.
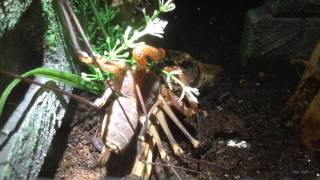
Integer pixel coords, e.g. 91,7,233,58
40,1,320,179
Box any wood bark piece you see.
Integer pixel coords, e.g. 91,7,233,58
0,0,74,179
282,41,320,155
0,0,45,91
0,0,33,38
241,1,320,64
266,0,320,17
301,82,320,155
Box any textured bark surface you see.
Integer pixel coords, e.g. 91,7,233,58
241,0,320,64
0,0,33,38
266,0,320,17
0,0,73,179
0,0,45,92
282,41,320,157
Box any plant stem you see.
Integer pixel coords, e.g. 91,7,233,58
88,0,108,38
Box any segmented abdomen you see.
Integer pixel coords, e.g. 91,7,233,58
101,70,139,152
105,96,138,151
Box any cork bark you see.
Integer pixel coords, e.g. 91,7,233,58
0,0,33,38
0,0,74,179
241,0,320,64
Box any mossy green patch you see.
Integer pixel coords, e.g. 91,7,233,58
42,0,59,51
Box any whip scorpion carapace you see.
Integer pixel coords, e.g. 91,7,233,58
61,0,200,178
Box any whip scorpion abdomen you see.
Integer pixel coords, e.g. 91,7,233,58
101,70,139,152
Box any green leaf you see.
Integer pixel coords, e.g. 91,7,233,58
0,67,105,120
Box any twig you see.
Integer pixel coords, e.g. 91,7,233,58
61,0,94,55
0,69,99,110
141,160,202,174
58,0,80,51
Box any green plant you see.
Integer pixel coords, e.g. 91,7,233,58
70,0,177,80
0,67,104,118
71,0,198,103
0,0,199,120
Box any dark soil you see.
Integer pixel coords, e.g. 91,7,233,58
40,0,320,179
